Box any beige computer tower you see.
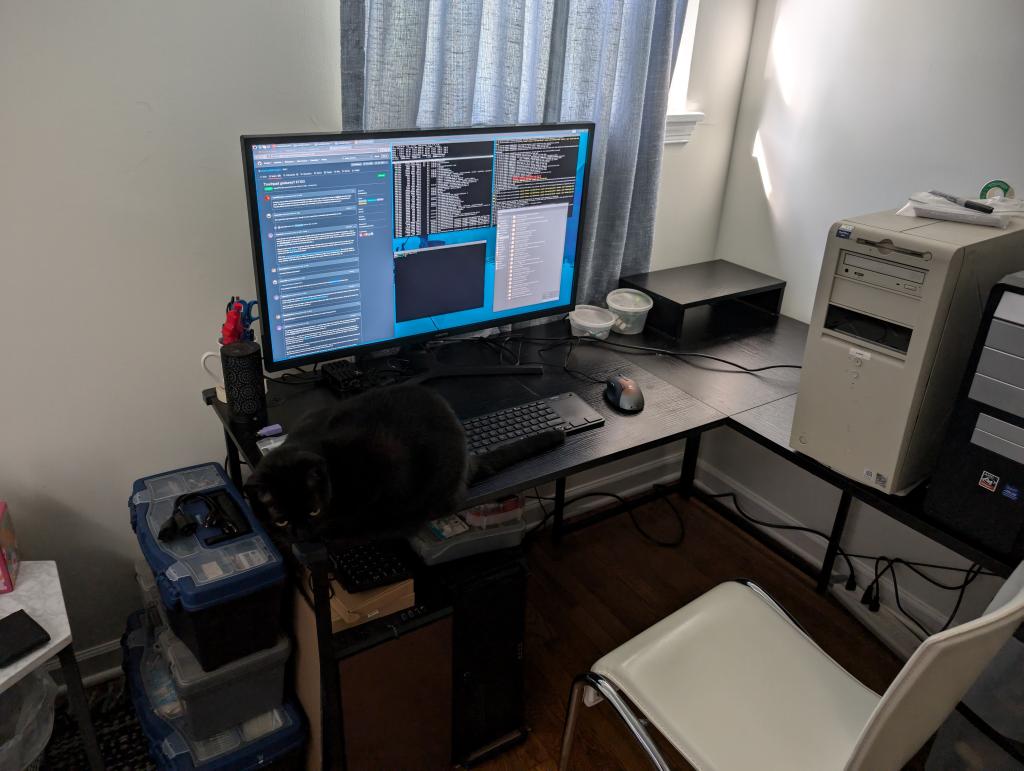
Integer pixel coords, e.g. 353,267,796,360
790,210,1024,495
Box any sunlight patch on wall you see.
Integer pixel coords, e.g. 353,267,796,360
752,130,772,199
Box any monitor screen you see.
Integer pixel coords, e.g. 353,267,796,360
242,123,594,371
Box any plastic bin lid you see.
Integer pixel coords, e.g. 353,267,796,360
569,305,615,328
157,625,290,696
129,463,285,611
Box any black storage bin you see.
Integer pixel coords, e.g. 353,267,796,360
129,463,286,670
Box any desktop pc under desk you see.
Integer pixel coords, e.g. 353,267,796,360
202,308,1015,769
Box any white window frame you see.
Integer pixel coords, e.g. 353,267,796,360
665,0,703,144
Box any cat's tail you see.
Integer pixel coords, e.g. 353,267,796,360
467,429,566,486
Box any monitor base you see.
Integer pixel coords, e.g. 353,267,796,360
403,348,543,384
405,363,543,385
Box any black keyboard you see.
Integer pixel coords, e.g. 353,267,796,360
461,392,604,456
329,541,412,594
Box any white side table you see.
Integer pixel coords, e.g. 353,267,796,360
0,561,104,770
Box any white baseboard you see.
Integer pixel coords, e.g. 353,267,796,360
694,459,942,659
47,637,123,690
523,445,686,525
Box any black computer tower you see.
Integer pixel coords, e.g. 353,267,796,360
422,548,528,765
925,272,1024,559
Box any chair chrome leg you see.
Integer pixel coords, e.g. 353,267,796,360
559,673,672,771
558,679,586,771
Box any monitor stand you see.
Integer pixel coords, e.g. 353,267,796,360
403,349,543,385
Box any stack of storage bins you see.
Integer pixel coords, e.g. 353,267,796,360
126,463,303,770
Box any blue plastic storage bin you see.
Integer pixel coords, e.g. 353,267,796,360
130,463,286,670
122,611,304,770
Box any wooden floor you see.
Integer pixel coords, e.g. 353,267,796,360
477,493,916,771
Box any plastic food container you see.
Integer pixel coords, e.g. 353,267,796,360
606,288,654,334
569,305,616,339
129,463,285,671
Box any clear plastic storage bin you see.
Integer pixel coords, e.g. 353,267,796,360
122,610,304,771
155,625,290,740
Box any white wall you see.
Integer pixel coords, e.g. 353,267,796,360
0,1,340,662
715,0,1024,322
692,0,1024,651
7,0,1019,667
0,0,754,669
650,0,757,270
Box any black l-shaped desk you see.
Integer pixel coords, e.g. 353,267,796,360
206,304,1014,582
203,303,1014,769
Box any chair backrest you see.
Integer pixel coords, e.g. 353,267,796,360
844,563,1024,770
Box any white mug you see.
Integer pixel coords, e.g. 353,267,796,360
202,350,268,403
201,351,228,403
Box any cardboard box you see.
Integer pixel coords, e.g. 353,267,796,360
0,501,19,594
330,578,414,633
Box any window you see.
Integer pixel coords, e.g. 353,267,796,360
665,0,703,144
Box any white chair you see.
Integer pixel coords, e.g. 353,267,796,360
559,570,1024,771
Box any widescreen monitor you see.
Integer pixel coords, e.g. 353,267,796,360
241,123,594,371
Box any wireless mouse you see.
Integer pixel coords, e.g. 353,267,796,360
604,374,645,413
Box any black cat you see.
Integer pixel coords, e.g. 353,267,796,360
245,384,562,539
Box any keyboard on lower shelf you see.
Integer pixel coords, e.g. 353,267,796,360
329,541,412,594
461,392,605,456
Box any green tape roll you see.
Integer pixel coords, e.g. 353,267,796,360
981,179,1014,199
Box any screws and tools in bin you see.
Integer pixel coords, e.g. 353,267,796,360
157,490,253,545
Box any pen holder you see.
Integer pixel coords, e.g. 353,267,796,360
221,341,267,422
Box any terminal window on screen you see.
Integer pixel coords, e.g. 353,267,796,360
251,130,584,363
394,242,486,322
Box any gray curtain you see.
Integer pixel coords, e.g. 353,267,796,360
341,0,687,304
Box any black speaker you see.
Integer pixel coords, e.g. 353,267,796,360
221,341,266,422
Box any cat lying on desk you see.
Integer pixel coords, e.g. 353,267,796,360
245,384,562,539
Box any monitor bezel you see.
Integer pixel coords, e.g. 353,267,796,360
241,122,595,372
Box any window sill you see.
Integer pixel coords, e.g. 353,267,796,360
664,112,704,145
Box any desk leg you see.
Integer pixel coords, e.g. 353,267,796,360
58,646,104,771
311,562,347,771
551,478,567,545
224,430,243,487
679,433,701,498
817,489,853,594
